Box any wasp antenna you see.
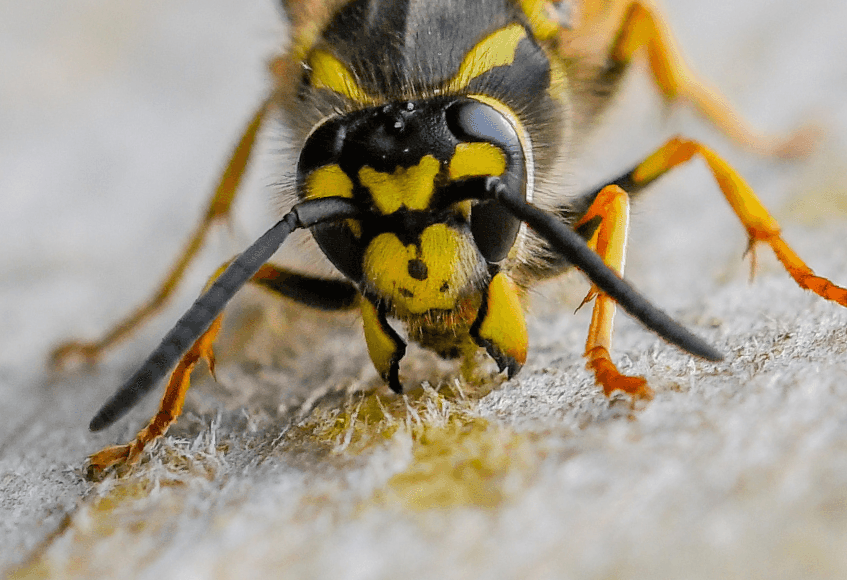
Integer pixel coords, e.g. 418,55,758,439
485,178,723,362
89,198,361,432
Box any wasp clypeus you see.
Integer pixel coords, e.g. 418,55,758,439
54,0,846,472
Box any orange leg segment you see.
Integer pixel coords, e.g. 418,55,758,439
87,263,230,474
87,312,221,474
610,1,816,159
52,97,271,369
577,185,652,399
633,138,847,307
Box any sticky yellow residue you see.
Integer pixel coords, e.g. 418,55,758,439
383,416,535,509
359,156,441,214
11,478,168,578
298,380,490,451
302,390,402,452
447,23,527,92
297,382,537,510
86,480,158,534
308,49,373,104
448,142,507,180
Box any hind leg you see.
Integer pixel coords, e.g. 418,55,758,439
609,1,816,158
53,98,272,369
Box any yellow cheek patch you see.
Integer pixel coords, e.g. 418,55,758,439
304,165,361,236
448,142,507,180
364,225,477,314
477,272,527,367
308,49,373,104
359,155,441,215
447,23,527,92
305,164,354,199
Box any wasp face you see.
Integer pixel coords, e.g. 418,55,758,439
297,96,528,316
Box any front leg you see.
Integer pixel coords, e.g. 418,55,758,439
576,185,651,399
88,263,361,474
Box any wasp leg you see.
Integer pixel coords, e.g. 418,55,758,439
88,314,221,475
88,266,359,474
251,264,359,311
575,185,651,399
629,137,847,306
361,298,406,393
608,1,815,158
52,97,272,369
470,270,529,378
88,266,228,475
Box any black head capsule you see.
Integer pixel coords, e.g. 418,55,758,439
346,100,454,171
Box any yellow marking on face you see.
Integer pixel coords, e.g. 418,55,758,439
358,155,441,215
361,300,399,379
447,23,527,92
448,142,507,180
308,49,372,104
478,272,528,365
305,164,354,199
304,165,361,236
364,225,478,314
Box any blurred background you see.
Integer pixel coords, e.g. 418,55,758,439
2,0,847,576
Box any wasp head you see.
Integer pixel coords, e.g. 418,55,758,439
296,97,528,316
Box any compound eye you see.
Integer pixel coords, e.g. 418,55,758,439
296,117,347,183
445,100,522,160
295,117,365,282
445,99,527,263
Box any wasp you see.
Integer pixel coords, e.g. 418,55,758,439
54,0,846,471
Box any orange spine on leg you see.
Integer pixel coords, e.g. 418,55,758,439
577,186,651,399
87,314,222,472
633,137,847,308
